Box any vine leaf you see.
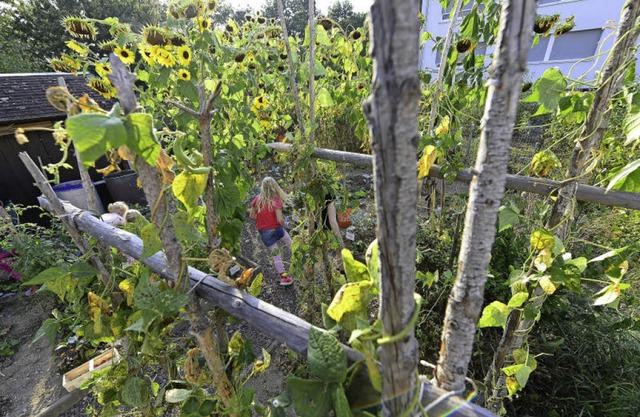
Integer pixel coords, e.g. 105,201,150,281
417,145,437,179
307,327,347,383
332,383,354,417
530,228,554,251
287,376,332,417
341,249,369,283
606,159,640,192
522,68,567,115
172,172,208,215
327,281,372,324
65,113,126,165
140,223,162,259
498,203,520,232
316,88,334,108
165,388,192,403
121,377,149,407
125,113,161,166
478,301,511,329
22,266,68,286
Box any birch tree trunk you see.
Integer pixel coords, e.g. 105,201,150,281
308,0,316,147
435,0,537,393
362,1,421,415
484,1,640,410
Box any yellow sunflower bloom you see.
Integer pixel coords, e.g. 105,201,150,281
259,120,271,130
138,44,155,65
176,45,192,66
251,96,269,115
114,47,135,65
66,40,89,56
88,78,117,99
94,62,111,77
178,69,191,81
155,48,176,68
197,16,210,33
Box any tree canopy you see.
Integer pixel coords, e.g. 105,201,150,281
328,0,366,32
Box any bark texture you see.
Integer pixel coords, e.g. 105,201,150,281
362,0,421,415
484,1,640,410
435,0,537,392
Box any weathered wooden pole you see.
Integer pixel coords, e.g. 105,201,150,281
363,0,421,415
435,0,537,392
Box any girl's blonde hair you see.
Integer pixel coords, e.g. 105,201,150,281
256,177,287,211
108,201,129,216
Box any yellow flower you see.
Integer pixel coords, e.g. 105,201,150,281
15,128,29,145
197,16,210,32
177,45,192,66
66,40,89,56
94,62,111,77
155,47,176,68
435,115,450,135
138,44,155,65
206,0,217,14
88,78,117,99
178,69,191,81
259,120,271,130
114,46,135,65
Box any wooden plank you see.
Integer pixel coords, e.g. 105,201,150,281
267,143,640,210
37,198,495,416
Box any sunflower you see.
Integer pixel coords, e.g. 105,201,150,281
177,45,192,66
197,16,210,33
155,47,176,68
94,62,111,77
49,55,81,73
206,0,217,14
114,47,135,65
143,25,170,46
88,78,117,99
63,16,96,39
138,44,155,65
99,40,118,52
66,40,89,56
178,69,191,81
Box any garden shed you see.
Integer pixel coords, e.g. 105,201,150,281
0,73,112,224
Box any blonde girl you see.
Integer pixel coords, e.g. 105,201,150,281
249,177,293,286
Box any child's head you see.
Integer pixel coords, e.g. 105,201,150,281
257,177,287,211
124,209,143,223
108,201,129,217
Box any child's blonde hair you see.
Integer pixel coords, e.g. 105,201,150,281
108,201,129,216
124,209,143,223
256,177,287,211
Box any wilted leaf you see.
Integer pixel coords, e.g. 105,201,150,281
538,275,557,295
530,228,554,251
417,145,437,179
478,301,511,328
327,281,372,323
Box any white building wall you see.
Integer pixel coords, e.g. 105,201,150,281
420,0,638,82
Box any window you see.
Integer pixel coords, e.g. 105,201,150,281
442,1,475,20
528,36,550,62
548,29,602,61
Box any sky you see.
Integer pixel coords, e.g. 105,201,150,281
229,0,374,15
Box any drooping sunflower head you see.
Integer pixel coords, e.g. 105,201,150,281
88,78,117,99
170,34,186,47
49,56,81,73
94,62,112,77
99,40,118,52
114,46,136,65
63,16,96,39
206,0,217,14
184,0,202,19
257,16,266,24
66,40,89,56
178,69,191,81
176,45,192,66
234,53,246,63
197,16,210,33
143,25,171,46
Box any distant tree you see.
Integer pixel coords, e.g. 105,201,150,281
0,8,38,73
260,0,318,38
2,0,165,72
327,0,366,31
212,0,253,27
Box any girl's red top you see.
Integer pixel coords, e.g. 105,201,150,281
251,196,282,230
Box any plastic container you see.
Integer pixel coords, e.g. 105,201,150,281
103,170,147,206
52,180,104,213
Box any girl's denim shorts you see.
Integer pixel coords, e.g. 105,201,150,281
259,226,285,247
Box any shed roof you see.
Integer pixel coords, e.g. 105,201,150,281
0,73,114,126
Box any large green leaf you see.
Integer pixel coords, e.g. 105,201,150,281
125,113,161,166
365,239,380,288
66,113,127,166
140,223,162,259
287,376,332,417
332,384,353,417
32,318,60,346
606,159,640,192
134,275,188,316
307,327,347,383
69,261,97,279
22,266,68,285
316,88,334,108
522,68,567,115
341,249,369,283
498,204,520,232
478,301,511,328
172,172,208,214
623,98,640,145
121,377,149,407
530,228,554,251
327,281,372,323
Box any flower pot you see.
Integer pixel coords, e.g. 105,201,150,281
104,170,147,206
52,180,105,213
337,210,352,228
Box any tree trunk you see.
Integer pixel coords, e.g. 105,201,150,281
308,0,316,147
362,1,421,415
435,0,536,393
483,1,640,410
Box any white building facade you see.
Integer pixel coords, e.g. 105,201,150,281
420,0,637,82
